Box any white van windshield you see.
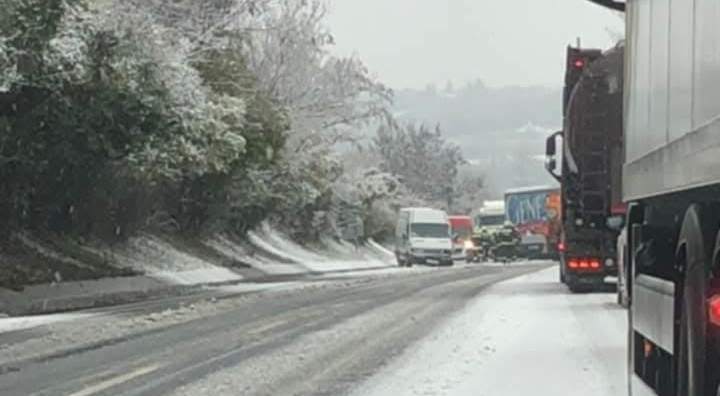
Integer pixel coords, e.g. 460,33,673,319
411,223,450,238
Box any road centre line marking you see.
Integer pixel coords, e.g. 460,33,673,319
66,363,160,396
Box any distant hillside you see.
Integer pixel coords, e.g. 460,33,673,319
392,81,562,197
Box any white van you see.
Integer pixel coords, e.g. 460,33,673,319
395,208,453,267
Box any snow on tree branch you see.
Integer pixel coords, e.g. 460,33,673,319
242,0,392,151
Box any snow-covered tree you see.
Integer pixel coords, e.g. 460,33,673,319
373,122,466,211
452,171,486,215
0,0,394,241
221,0,394,238
242,0,391,151
0,0,263,233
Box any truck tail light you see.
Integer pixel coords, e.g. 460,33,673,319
709,295,720,327
567,258,602,271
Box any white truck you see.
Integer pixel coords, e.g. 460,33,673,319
587,0,720,394
394,208,453,267
473,200,506,229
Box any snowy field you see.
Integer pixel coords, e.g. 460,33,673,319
352,267,628,396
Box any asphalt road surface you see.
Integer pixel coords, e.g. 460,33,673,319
1,261,625,396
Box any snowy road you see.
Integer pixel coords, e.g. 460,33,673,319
0,263,628,396
353,268,628,396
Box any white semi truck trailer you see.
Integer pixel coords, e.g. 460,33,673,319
587,0,720,394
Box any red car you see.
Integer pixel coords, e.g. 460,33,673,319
448,216,474,261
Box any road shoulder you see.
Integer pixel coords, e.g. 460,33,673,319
351,267,627,396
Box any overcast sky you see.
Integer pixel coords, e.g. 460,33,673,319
327,1,623,89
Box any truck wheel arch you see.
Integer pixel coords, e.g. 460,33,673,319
675,204,720,396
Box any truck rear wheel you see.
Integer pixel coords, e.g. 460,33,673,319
675,205,720,396
566,278,587,293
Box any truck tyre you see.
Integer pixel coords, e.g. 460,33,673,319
567,276,590,293
566,278,580,293
675,205,720,396
569,284,587,293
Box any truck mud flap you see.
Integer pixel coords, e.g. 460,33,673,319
633,274,675,353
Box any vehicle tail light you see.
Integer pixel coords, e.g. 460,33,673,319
567,258,602,271
708,295,720,327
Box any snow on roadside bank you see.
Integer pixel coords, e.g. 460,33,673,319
250,223,327,263
1,224,396,318
247,223,394,272
83,234,244,285
204,235,307,275
367,239,394,259
100,235,222,273
351,267,627,396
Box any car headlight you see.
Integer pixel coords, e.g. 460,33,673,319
464,240,474,249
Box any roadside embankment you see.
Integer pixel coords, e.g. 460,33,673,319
0,224,394,316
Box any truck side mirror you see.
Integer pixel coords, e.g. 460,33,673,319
546,158,557,172
546,134,557,156
545,131,563,182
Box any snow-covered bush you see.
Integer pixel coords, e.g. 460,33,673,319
0,0,396,243
0,38,20,92
0,0,256,234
